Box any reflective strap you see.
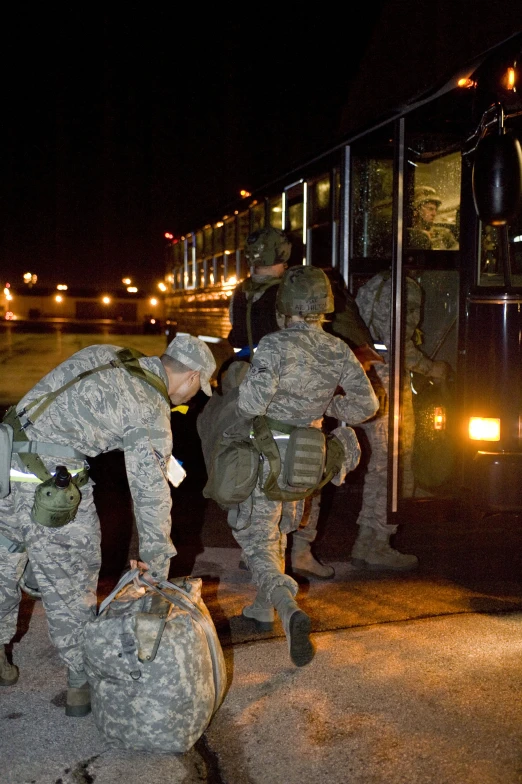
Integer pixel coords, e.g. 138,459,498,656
0,531,26,553
12,441,87,461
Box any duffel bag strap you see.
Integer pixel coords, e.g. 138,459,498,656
141,576,225,715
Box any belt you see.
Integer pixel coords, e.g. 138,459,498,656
9,467,86,484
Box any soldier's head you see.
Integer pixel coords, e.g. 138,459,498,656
276,265,334,323
245,227,291,276
413,185,442,229
161,334,216,404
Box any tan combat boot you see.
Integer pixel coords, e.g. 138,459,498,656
272,586,314,667
350,525,376,568
0,645,19,686
242,591,275,631
364,529,419,571
291,536,335,579
65,669,91,717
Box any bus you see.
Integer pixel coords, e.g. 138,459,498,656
163,32,522,521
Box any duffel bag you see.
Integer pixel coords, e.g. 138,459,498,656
83,569,227,753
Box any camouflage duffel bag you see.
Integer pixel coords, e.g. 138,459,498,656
83,569,227,753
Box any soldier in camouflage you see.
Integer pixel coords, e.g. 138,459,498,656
226,266,379,667
351,270,448,570
0,334,215,717
226,229,375,580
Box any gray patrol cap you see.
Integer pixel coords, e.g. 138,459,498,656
164,334,216,396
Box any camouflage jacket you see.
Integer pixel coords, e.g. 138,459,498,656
15,344,176,567
236,322,379,426
355,272,434,376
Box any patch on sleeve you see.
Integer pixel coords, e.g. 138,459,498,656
248,364,268,376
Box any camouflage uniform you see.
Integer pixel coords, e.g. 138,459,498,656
355,272,437,537
229,321,378,602
0,344,176,674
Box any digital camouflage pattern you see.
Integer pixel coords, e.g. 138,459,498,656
236,322,379,426
0,344,176,671
83,575,226,752
355,273,436,532
229,321,378,601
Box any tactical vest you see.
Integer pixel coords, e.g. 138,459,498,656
228,279,280,352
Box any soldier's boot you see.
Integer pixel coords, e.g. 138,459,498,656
291,536,335,580
0,645,19,686
353,525,419,571
272,586,314,667
242,591,275,631
65,669,91,717
20,560,42,600
350,525,376,568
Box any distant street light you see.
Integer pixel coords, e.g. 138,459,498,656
23,272,37,288
122,277,132,285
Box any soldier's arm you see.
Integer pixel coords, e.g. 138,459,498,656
326,350,379,424
122,400,176,580
236,340,279,418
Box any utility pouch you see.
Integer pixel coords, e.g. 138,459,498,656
283,427,326,491
0,422,14,499
31,469,82,528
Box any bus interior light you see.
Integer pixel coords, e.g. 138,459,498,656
469,417,501,441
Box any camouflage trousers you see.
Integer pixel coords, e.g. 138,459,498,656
293,491,321,543
230,436,304,602
356,363,416,534
0,475,101,672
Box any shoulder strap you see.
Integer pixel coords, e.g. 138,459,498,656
114,348,171,407
243,278,281,362
3,348,170,482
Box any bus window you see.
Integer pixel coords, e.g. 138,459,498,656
269,196,283,229
238,210,250,248
352,153,394,260
406,151,460,251
309,174,333,269
251,202,265,232
479,222,522,287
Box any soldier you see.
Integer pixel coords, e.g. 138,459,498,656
0,334,215,716
227,226,290,359
350,270,448,570
408,186,459,250
226,229,375,579
225,266,379,666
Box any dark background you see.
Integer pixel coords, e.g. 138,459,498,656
1,7,386,292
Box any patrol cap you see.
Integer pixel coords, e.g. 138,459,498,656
164,334,216,396
414,185,442,208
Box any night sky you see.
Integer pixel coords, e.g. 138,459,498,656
1,8,385,292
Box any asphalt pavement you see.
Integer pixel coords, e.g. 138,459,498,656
3,491,522,784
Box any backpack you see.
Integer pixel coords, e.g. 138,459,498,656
198,381,261,509
83,569,227,753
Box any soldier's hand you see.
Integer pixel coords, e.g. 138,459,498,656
353,344,385,372
129,559,151,588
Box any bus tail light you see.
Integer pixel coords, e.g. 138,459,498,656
469,417,501,441
433,406,446,431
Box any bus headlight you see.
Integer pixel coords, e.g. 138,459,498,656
469,417,501,441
